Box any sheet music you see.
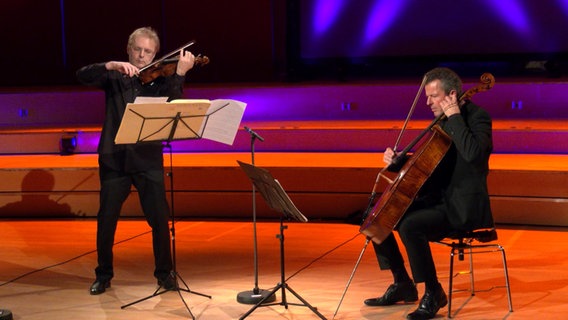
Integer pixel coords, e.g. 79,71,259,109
115,98,245,145
201,99,247,145
169,99,214,138
237,160,308,223
273,179,308,222
115,100,210,144
134,96,168,104
170,99,211,105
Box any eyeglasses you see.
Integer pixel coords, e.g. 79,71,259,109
130,46,155,56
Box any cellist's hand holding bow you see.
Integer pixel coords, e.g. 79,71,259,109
384,147,408,172
383,147,396,165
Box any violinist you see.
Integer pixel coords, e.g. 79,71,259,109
76,26,195,295
364,67,495,320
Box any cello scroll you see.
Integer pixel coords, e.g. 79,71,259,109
460,73,495,102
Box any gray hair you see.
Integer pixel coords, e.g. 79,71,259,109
424,67,463,96
127,27,160,53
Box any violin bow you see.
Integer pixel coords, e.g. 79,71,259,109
139,40,196,73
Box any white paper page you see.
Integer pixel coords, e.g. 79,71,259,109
201,99,247,145
170,99,211,105
169,100,212,140
133,96,168,104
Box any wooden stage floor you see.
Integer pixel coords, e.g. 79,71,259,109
1,219,567,319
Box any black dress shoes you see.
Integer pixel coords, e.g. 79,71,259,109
89,279,110,295
407,283,447,320
364,281,419,306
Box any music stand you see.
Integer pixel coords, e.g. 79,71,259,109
236,161,327,320
117,99,245,319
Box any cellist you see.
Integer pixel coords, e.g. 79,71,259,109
364,67,495,320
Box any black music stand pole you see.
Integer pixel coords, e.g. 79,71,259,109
237,127,276,305
236,161,327,320
117,105,215,319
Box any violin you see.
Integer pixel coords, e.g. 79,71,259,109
138,55,209,84
137,40,210,84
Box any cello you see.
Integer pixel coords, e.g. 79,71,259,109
333,72,495,319
333,73,495,318
359,72,495,244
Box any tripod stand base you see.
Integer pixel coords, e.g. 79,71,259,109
121,272,211,320
0,309,13,320
239,283,327,320
237,289,277,304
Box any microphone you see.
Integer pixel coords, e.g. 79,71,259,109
244,126,264,142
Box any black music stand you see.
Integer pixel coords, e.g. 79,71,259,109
116,99,245,319
236,161,327,320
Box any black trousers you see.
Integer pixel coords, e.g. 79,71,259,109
95,166,172,281
372,203,453,284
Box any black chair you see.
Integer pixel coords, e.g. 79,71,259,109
436,228,513,318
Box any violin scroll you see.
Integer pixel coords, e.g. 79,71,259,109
195,55,210,66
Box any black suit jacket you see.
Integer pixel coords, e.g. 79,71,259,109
435,100,494,231
77,63,186,172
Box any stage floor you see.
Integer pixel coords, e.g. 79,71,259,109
1,219,567,319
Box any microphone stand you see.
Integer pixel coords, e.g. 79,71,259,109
237,127,276,304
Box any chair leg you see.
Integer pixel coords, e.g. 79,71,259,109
448,247,456,318
499,245,514,312
439,235,513,317
468,245,475,295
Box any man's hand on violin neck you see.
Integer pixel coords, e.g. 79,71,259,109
176,49,195,76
